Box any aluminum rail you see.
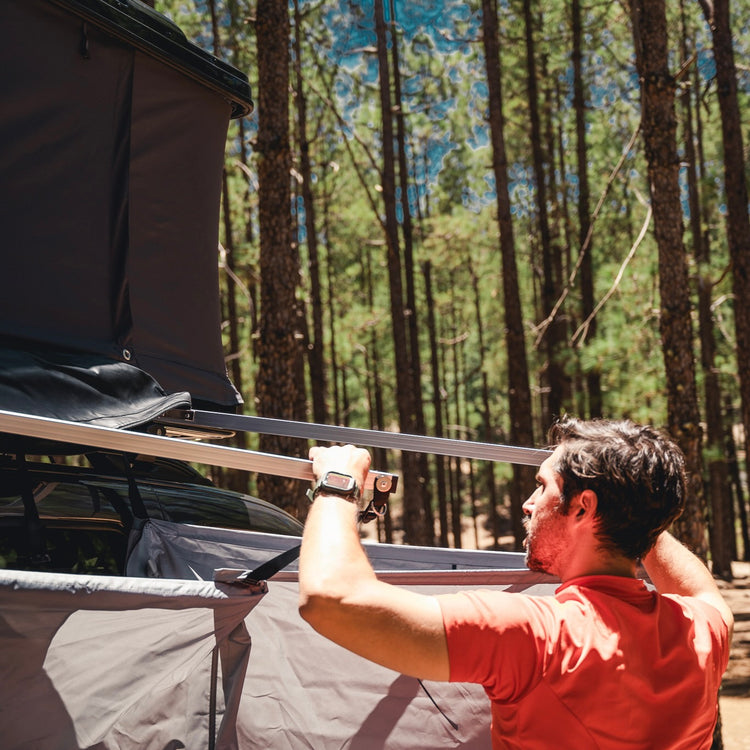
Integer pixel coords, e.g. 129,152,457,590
0,409,395,491
159,410,552,467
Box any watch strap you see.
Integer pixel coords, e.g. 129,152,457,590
306,471,360,503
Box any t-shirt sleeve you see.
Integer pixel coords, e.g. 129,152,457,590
438,590,555,702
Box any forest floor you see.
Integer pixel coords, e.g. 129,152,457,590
717,562,750,750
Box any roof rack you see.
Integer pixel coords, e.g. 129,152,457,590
155,409,552,467
0,407,550,499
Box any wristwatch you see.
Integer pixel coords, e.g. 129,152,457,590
307,470,360,504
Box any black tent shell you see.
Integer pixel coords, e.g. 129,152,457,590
0,0,251,421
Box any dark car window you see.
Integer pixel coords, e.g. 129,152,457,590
0,459,302,577
0,473,161,523
153,485,303,536
0,471,158,575
0,525,127,575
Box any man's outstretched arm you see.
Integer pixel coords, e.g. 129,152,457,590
642,531,734,637
298,445,450,681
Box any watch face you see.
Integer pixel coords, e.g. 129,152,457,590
323,471,356,492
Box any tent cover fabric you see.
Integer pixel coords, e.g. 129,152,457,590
0,0,252,416
0,345,191,429
1,520,558,749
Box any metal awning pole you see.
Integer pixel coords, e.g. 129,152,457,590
0,409,395,491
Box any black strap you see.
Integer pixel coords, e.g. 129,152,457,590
121,453,148,519
16,452,50,565
237,543,302,585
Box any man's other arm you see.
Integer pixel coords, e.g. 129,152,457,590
298,445,450,681
642,531,734,637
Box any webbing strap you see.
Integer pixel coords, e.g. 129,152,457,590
16,452,49,564
236,544,302,585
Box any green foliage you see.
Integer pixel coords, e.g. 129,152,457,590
156,0,749,515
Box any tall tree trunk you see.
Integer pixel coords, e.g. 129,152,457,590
522,0,568,422
362,242,392,543
324,215,341,425
698,0,750,567
680,2,732,579
723,396,747,559
237,118,259,362
448,290,463,548
481,0,536,549
373,0,426,545
293,0,327,425
424,261,450,547
571,0,601,417
629,0,706,555
255,0,307,516
209,0,247,494
469,255,500,547
388,0,433,544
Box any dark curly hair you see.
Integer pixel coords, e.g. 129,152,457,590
548,417,686,559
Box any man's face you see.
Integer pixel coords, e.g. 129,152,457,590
522,446,570,575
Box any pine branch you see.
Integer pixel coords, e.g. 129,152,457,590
532,123,640,348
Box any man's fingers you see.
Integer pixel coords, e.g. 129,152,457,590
309,445,372,484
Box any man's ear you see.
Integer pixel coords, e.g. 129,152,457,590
572,489,598,521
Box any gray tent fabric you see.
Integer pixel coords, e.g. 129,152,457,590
236,580,494,749
0,568,265,749
126,518,543,579
1,525,557,750
0,0,245,410
0,510,556,750
123,519,558,749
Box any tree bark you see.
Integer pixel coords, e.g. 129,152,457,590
423,261,450,547
388,0,433,545
481,0,536,548
293,0,328,425
698,0,750,568
255,0,308,515
373,0,427,545
209,0,247,494
571,0,601,418
679,2,733,579
629,0,706,555
522,0,569,423
469,255,500,547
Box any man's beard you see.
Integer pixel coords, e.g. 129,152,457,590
523,512,567,574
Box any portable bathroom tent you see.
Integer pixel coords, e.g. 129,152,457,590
1,520,558,749
0,0,252,420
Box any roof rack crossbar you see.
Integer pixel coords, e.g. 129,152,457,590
157,410,552,467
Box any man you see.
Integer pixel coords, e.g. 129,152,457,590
298,418,733,749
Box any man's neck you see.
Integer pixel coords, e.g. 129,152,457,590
559,552,637,582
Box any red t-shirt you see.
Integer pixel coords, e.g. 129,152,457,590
439,576,729,749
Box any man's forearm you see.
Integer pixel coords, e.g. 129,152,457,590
642,532,733,633
298,493,377,609
297,445,451,680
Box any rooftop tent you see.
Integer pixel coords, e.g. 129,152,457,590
0,0,252,419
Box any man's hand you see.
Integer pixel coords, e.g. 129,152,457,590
309,444,371,494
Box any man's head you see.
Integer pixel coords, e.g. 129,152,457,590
546,417,686,560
